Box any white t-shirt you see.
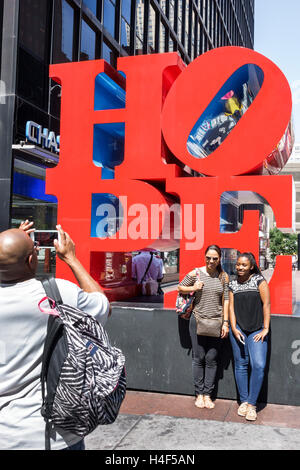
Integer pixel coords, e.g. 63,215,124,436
0,278,109,450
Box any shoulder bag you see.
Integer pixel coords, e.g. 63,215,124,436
176,268,201,320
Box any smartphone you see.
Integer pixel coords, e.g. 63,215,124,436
31,230,59,248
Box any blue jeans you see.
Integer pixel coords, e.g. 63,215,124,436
229,325,268,406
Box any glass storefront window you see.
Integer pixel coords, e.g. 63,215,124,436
103,0,115,37
53,0,75,63
80,20,96,61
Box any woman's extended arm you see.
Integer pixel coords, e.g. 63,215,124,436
253,280,270,343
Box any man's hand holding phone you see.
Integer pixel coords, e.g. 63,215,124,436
54,225,76,264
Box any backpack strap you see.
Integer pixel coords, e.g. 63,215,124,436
42,277,63,305
41,278,63,450
140,253,154,283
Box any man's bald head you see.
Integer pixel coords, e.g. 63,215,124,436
0,229,37,282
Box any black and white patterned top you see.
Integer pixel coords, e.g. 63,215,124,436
229,274,265,332
179,268,228,322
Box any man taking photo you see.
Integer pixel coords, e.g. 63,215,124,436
0,224,110,450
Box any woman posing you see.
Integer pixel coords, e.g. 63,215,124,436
178,245,229,409
229,252,270,421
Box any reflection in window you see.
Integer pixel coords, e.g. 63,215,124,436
148,4,156,52
187,64,264,159
80,20,96,61
103,0,115,37
135,36,143,55
136,0,144,45
169,37,175,52
53,0,75,63
159,23,166,53
122,0,131,24
102,42,116,68
121,18,130,51
169,1,175,29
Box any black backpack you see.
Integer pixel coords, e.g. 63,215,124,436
40,278,126,450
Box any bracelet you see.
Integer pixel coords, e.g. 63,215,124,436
223,320,229,323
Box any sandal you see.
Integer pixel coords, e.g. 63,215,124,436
195,395,205,408
237,402,248,417
204,395,215,409
245,406,257,421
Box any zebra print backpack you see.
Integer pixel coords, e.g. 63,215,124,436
40,278,126,450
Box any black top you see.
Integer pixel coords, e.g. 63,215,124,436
229,274,265,332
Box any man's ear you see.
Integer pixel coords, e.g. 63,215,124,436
27,254,35,271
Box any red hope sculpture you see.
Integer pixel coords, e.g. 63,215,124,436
47,47,294,314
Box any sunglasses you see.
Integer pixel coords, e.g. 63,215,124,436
205,256,219,261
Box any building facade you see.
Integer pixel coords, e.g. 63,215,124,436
0,0,255,285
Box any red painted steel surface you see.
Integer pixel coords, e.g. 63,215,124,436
47,48,294,312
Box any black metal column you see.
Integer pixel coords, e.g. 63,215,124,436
0,0,19,231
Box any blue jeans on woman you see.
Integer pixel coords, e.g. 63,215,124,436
229,324,268,406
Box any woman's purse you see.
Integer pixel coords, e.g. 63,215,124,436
196,316,223,337
176,268,200,320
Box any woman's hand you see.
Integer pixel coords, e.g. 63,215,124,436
253,328,269,343
193,280,204,291
221,323,229,339
233,327,245,344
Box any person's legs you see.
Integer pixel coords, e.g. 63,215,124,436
246,329,268,407
202,336,221,397
229,325,249,404
189,315,206,397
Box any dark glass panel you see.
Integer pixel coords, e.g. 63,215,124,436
17,0,50,109
53,0,75,63
83,0,98,16
19,0,48,61
121,0,131,24
102,42,117,68
121,19,130,51
80,20,96,61
103,0,115,37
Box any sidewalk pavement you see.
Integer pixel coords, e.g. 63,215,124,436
86,268,300,451
85,391,300,450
